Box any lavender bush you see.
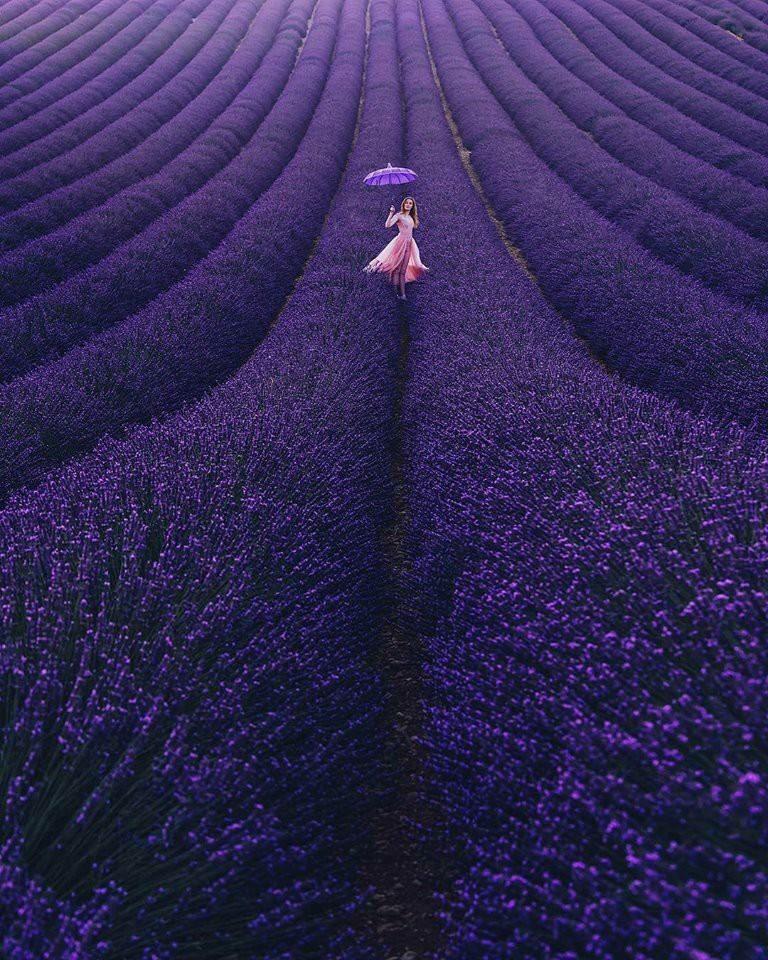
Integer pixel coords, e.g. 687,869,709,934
603,0,768,96
0,0,47,33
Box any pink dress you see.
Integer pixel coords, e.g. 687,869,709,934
363,212,429,284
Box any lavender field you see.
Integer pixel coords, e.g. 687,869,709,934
0,0,767,956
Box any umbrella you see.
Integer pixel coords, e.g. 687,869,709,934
363,161,418,186
363,161,418,209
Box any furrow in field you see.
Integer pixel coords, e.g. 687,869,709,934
0,0,46,33
566,0,768,148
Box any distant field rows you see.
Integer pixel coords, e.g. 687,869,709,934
1,0,767,956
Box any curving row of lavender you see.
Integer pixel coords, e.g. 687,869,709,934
0,0,322,380
0,0,409,952
394,0,768,955
0,0,247,198
685,0,768,56
537,0,768,159
0,0,105,63
0,0,45,34
572,0,768,129
529,0,768,189
0,0,367,505
0,0,158,106
0,0,210,140
501,0,768,203
602,0,768,97
444,0,768,309
1,0,768,954
422,0,768,426
0,0,292,268
634,0,768,73
483,0,768,250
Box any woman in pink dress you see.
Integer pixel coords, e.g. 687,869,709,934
363,196,429,300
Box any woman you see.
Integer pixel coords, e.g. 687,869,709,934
363,196,429,300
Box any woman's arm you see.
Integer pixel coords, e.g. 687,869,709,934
385,206,399,228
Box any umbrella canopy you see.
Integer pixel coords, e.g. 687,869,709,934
363,162,418,186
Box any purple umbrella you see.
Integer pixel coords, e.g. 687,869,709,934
363,161,418,209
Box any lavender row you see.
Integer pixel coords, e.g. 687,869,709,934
0,0,360,503
605,0,768,97
0,0,160,114
395,0,768,955
537,0,768,163
598,0,768,111
680,0,768,57
0,0,401,950
0,0,245,201
0,0,98,54
714,0,768,27
0,0,43,33
592,0,768,66
629,0,768,75
458,0,768,303
0,0,120,85
510,0,768,197
500,0,768,244
0,0,293,263
532,0,768,190
0,0,324,388
0,0,213,160
427,0,768,424
0,0,202,137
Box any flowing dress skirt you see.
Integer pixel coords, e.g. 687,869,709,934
363,233,428,284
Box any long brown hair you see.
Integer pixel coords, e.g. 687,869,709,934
400,196,419,227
